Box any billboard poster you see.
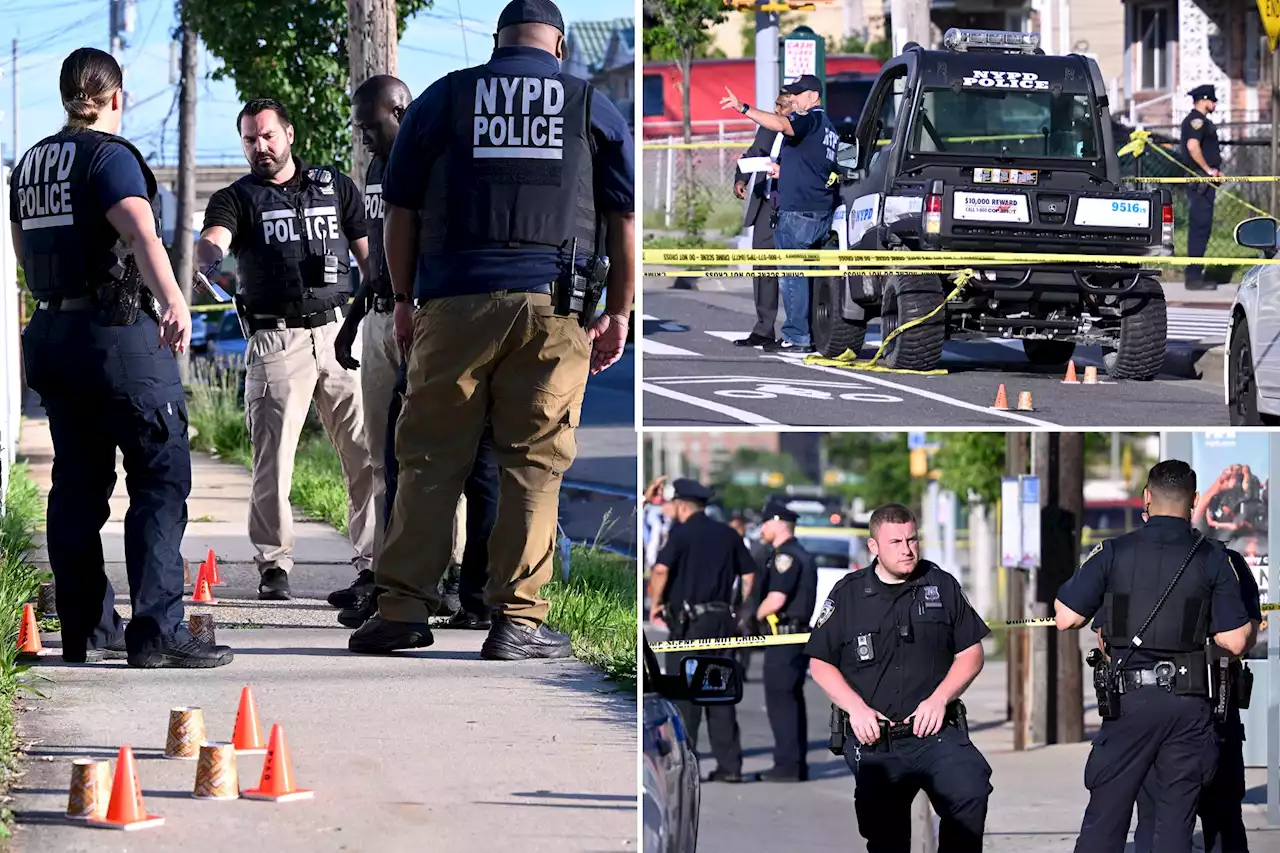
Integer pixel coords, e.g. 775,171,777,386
1190,431,1269,604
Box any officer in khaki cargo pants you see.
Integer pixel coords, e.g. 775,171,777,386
348,0,635,658
196,98,376,601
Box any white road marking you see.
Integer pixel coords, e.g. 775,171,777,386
642,383,783,426
641,338,702,357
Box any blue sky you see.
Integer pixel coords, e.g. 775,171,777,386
0,0,631,165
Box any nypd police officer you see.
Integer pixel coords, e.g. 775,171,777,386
196,98,377,602
1180,84,1222,291
13,47,232,668
649,479,756,782
349,0,635,659
806,503,992,852
1132,546,1261,853
754,504,817,782
1055,460,1252,853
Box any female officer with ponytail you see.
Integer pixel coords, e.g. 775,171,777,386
11,47,232,669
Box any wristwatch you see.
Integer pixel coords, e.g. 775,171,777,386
740,102,750,115
393,293,409,303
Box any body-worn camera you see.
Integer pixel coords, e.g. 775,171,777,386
553,238,609,328
1086,648,1120,720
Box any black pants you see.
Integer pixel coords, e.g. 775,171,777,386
384,360,499,614
845,723,992,853
1134,706,1248,853
1185,184,1216,286
23,309,191,655
749,201,779,339
763,643,808,775
1076,688,1217,853
666,609,743,775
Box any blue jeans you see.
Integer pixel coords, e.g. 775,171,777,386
774,209,834,346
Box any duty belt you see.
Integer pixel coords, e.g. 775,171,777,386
414,285,555,310
689,602,731,618
847,705,965,752
246,304,347,334
1119,662,1187,693
774,622,807,635
36,296,95,311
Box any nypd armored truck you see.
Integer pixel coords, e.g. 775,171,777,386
816,28,1173,380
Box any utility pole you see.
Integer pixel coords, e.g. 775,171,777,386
1056,432,1085,744
109,0,134,134
890,0,932,54
754,9,779,116
173,3,198,382
346,0,398,190
11,39,17,160
1005,431,1029,748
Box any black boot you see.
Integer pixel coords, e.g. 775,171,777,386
258,567,291,601
348,615,434,654
338,588,380,629
480,615,572,660
327,569,375,609
127,628,234,669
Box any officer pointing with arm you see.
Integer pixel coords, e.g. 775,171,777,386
195,98,377,602
806,503,992,852
1055,459,1252,853
348,0,635,659
13,47,230,668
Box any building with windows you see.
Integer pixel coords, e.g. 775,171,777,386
565,17,636,128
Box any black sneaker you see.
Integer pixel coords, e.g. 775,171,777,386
127,630,233,669
445,610,492,630
63,636,129,664
705,768,746,783
348,615,434,654
258,567,291,601
327,569,374,609
438,573,461,618
756,766,805,783
762,339,814,354
733,333,775,348
480,617,572,660
338,589,379,629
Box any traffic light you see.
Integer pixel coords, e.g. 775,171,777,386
723,1,832,11
910,449,928,478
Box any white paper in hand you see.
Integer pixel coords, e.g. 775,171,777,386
737,156,774,174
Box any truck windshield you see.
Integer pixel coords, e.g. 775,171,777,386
909,87,1099,159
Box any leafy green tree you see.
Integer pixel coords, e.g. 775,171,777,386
740,12,804,57
184,0,432,172
932,433,1006,506
831,33,892,61
824,433,921,511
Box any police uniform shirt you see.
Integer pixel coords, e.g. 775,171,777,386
363,154,390,297
779,108,841,214
381,44,635,299
1059,516,1250,669
656,511,757,608
1226,548,1263,624
763,539,818,627
9,133,150,286
1180,110,1222,173
804,561,990,722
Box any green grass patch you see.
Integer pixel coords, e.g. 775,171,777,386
186,365,638,686
0,464,50,843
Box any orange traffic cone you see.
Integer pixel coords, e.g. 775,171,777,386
190,563,216,604
87,745,164,830
1016,391,1035,412
242,724,314,802
992,384,1009,410
1063,361,1079,384
207,549,222,585
232,687,266,754
16,603,45,658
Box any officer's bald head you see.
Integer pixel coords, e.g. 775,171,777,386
352,75,412,159
496,22,565,58
353,75,411,112
1145,460,1199,519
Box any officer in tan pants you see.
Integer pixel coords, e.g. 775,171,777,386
348,0,635,659
196,97,376,600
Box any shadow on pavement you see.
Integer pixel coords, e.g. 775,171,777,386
23,745,167,760
226,646,482,660
471,800,635,811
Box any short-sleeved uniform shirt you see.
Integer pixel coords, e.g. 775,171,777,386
382,45,635,300
761,537,819,628
201,157,366,256
1060,516,1250,669
657,511,757,608
1180,110,1221,172
805,560,990,721
779,107,840,214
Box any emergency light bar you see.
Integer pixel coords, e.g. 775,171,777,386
942,28,1040,53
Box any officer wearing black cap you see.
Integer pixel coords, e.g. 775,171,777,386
720,74,840,354
1180,84,1222,290
806,503,993,850
649,478,757,782
351,0,635,659
1055,459,1253,853
754,504,817,782
13,47,232,668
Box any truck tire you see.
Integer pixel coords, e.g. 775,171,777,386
879,275,946,372
813,276,868,358
1106,276,1166,381
1022,339,1076,366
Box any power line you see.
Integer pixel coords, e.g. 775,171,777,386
399,43,470,62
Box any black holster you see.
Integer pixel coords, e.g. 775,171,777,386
1235,661,1254,710
829,705,847,756
1087,648,1120,720
92,255,156,327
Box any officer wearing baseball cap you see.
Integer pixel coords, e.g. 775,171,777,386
720,73,839,354
1181,84,1222,290
755,503,817,782
649,478,756,782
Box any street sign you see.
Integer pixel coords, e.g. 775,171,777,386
781,25,826,98
1259,0,1280,51
1020,476,1041,569
1000,477,1021,568
908,431,927,451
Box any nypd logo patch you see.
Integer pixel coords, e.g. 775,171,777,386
816,599,835,627
1191,118,1204,130
776,553,794,573
1083,542,1104,564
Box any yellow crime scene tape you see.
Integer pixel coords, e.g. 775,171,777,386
643,249,1280,267
1118,129,1272,217
650,603,1280,654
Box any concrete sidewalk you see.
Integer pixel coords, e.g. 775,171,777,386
9,415,637,853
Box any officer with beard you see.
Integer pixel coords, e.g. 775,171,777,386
195,98,376,601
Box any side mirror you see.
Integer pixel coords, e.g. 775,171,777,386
836,140,860,170
680,655,744,706
1234,217,1279,251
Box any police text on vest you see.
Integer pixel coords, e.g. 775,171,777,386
261,206,341,244
473,77,565,160
16,142,76,229
364,184,383,221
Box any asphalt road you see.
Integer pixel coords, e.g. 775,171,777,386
640,277,1229,428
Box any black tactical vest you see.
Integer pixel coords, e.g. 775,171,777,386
13,130,160,302
229,162,351,317
363,155,390,297
418,64,597,255
1102,533,1212,656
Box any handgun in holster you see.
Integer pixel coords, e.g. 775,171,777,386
1236,661,1254,709
829,705,848,756
668,603,691,637
93,250,153,327
1087,648,1120,721
553,238,609,329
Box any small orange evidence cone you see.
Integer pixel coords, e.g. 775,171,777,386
87,746,164,830
16,604,47,658
242,724,314,802
1016,391,1035,411
992,384,1009,410
191,563,216,604
232,687,267,754
207,549,222,585
1063,361,1079,384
